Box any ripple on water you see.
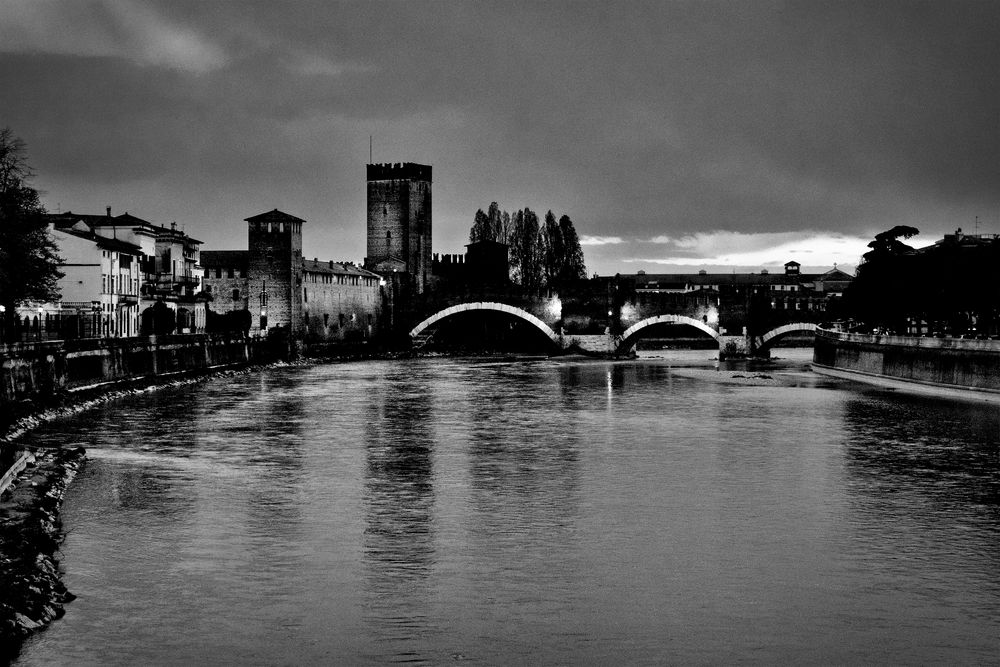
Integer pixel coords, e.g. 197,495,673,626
15,355,1000,666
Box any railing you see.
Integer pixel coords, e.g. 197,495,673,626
0,450,35,496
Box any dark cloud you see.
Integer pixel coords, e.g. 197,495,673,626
1,0,997,274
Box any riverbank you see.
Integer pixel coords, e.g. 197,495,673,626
0,446,84,661
813,328,1000,402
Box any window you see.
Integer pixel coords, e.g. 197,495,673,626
304,288,308,303
228,267,235,278
324,313,329,326
216,267,222,279
232,288,240,301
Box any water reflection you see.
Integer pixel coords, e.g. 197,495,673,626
839,391,1000,627
841,392,1000,508
362,366,438,662
15,357,1000,665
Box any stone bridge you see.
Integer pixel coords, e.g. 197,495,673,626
403,277,830,357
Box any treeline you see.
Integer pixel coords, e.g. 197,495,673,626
845,225,1000,336
469,202,586,288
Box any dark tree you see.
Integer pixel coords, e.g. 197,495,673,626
865,225,920,257
0,128,61,341
468,202,586,287
844,227,920,332
469,208,491,243
509,208,542,289
470,202,510,244
556,214,586,282
846,226,1000,336
541,210,563,285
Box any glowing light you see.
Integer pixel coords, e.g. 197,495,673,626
620,302,637,323
705,307,719,325
546,296,562,321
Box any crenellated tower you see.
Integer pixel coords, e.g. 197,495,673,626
365,162,432,293
246,209,304,332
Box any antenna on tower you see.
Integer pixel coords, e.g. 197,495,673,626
975,215,980,235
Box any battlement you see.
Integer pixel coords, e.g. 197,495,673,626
367,162,432,183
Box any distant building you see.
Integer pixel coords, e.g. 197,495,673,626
631,262,853,313
364,163,432,294
201,209,382,342
22,209,206,339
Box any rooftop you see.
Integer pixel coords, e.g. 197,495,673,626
244,209,306,224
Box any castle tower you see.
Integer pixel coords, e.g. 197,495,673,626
365,162,432,293
246,209,304,333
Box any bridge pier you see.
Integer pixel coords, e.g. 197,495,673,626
718,335,750,360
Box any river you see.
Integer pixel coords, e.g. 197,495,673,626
14,350,1000,665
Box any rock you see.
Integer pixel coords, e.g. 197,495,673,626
14,613,40,631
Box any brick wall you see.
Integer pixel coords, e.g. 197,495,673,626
248,219,302,332
302,272,382,342
366,163,432,293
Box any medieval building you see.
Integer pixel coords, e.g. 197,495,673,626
201,209,382,342
364,163,432,294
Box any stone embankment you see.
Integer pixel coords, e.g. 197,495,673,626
0,446,85,659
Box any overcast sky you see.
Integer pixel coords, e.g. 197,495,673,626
1,0,997,275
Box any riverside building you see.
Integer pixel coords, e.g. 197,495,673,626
201,209,382,342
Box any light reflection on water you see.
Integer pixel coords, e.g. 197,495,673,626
15,351,1000,665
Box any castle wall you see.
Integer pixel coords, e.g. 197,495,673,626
302,270,382,342
203,276,249,314
408,179,432,292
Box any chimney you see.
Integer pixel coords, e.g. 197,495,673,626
106,206,111,217
171,222,177,231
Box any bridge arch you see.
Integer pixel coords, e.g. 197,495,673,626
617,314,720,353
409,302,560,344
758,322,817,349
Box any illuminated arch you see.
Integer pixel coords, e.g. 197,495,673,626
617,314,720,353
409,302,560,343
758,322,817,348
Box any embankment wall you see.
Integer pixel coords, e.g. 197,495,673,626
813,329,1000,394
1,334,277,408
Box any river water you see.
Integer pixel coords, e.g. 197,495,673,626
15,351,1000,665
